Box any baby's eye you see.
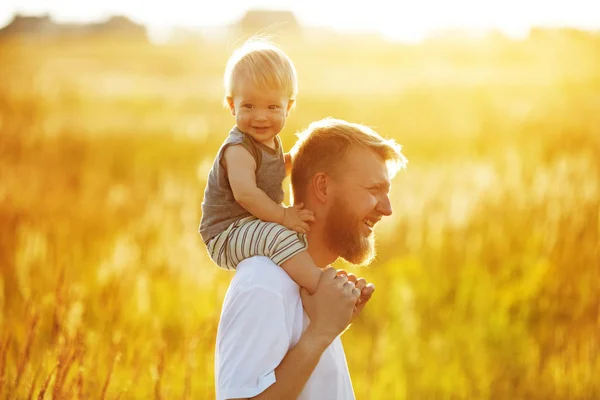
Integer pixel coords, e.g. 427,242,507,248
269,105,280,110
243,104,254,109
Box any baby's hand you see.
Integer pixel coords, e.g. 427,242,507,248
282,203,315,234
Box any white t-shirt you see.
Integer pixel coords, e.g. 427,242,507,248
215,256,355,400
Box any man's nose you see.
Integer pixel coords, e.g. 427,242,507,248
377,194,393,216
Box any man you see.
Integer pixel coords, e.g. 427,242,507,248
214,118,408,399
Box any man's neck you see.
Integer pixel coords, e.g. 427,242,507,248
305,222,338,268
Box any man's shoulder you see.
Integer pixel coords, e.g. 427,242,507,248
232,256,299,297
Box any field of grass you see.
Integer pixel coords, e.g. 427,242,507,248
1,31,599,399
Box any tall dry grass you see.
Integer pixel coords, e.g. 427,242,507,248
1,30,599,399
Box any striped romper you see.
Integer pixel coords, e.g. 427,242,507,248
199,127,307,271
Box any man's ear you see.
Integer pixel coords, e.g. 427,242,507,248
313,172,329,203
226,96,235,115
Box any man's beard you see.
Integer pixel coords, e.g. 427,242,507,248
324,195,376,266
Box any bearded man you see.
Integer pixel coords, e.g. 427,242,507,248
214,118,408,400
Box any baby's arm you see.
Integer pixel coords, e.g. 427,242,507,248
225,145,321,293
223,145,314,231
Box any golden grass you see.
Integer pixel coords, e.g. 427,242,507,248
1,32,599,399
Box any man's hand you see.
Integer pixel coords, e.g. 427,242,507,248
300,267,360,341
336,270,375,322
282,203,315,234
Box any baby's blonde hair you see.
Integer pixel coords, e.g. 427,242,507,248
224,38,298,104
290,118,408,203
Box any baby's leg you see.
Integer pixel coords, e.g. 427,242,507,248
280,251,322,294
206,216,260,271
210,218,322,292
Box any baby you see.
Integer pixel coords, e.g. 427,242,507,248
199,39,321,293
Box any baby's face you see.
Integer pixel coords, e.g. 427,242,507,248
227,78,293,148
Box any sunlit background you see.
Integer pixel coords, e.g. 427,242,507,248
2,0,600,42
1,0,599,399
